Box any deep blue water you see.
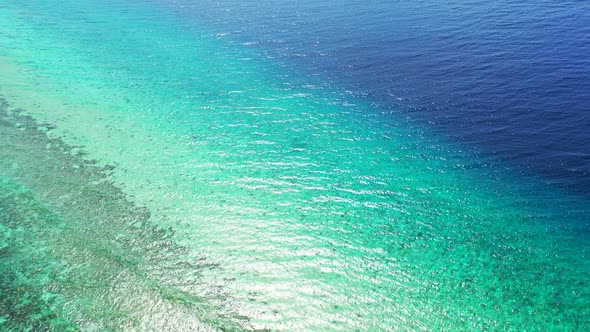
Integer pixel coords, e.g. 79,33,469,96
158,0,590,194
1,0,589,329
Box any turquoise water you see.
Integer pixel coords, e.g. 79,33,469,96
1,0,589,330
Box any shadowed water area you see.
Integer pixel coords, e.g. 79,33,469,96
1,0,589,330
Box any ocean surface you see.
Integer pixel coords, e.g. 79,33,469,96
0,0,589,330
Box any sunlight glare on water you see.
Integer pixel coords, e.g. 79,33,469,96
0,0,588,330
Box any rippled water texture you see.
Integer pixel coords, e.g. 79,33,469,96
1,0,589,330
167,0,590,193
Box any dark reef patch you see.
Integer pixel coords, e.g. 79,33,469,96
0,97,249,331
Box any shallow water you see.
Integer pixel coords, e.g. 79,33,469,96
1,0,589,330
